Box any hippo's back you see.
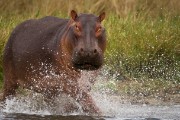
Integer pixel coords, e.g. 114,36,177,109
10,16,68,54
3,16,68,79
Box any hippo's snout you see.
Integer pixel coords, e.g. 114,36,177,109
72,47,103,70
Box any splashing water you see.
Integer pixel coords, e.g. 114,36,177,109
0,68,179,120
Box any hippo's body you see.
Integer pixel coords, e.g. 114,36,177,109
2,10,106,114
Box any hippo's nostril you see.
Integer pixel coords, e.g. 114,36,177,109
80,48,84,52
78,48,84,56
94,49,97,54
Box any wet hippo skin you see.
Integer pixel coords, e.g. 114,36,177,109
2,10,106,115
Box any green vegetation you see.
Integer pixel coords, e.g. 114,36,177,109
105,15,180,81
0,0,179,96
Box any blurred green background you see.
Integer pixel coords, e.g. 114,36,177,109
0,0,180,91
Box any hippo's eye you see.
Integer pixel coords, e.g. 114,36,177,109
75,25,80,32
74,24,81,36
96,27,102,33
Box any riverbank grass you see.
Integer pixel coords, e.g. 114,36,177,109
0,13,179,97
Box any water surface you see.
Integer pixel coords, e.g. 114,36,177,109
0,71,179,120
0,94,179,120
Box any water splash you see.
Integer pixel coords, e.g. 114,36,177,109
1,92,83,115
0,68,179,120
2,94,51,115
1,90,179,119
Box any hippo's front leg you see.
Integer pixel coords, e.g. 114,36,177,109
63,79,101,115
78,91,102,115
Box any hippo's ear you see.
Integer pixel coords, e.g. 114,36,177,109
98,12,105,22
71,10,78,21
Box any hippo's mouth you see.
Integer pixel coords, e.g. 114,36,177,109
73,62,100,70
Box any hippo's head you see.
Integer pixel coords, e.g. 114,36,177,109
65,10,106,71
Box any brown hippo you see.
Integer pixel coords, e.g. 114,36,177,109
2,10,106,114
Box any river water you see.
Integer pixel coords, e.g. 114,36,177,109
0,91,179,120
0,72,179,120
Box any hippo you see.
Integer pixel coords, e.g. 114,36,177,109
2,10,106,114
